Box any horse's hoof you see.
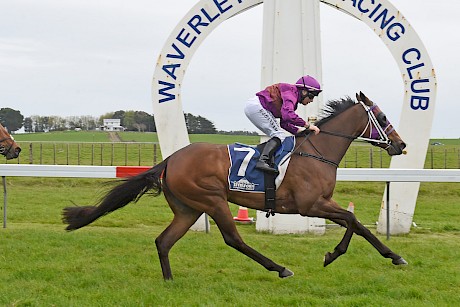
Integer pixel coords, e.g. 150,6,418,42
392,257,408,265
279,268,294,278
323,252,334,267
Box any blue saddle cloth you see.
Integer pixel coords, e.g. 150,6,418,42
227,136,295,193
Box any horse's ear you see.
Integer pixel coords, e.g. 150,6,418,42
358,91,373,106
355,93,361,102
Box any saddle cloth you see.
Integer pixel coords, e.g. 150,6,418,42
227,136,295,193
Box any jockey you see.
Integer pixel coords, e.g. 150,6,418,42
244,75,322,174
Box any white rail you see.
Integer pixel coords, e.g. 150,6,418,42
336,168,460,182
1,165,459,181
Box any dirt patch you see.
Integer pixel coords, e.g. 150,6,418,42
108,132,122,142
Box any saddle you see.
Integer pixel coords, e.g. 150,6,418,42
227,137,295,216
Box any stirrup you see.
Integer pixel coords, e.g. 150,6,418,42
265,209,275,218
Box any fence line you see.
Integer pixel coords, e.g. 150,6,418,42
14,141,160,166
5,141,460,169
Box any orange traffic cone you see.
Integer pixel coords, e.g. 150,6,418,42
233,206,254,224
347,202,355,213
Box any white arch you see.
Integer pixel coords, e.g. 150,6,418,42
152,0,436,234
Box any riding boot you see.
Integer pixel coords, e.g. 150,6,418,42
256,137,281,174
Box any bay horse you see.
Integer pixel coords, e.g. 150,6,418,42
0,123,21,160
63,92,408,280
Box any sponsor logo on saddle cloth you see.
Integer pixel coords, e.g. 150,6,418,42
227,137,295,193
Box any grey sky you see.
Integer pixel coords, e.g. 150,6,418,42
1,0,458,138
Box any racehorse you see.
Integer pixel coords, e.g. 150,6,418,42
63,92,408,280
0,123,21,160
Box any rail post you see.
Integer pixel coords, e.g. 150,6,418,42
2,176,6,228
386,181,390,240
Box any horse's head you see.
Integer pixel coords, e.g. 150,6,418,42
0,123,21,160
356,92,407,156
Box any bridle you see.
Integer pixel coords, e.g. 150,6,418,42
321,101,393,146
295,101,395,167
0,136,14,156
356,102,394,147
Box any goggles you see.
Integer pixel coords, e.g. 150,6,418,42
306,90,321,99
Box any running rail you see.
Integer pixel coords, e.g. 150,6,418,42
0,164,459,181
1,165,459,234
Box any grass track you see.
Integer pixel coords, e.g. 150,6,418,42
3,133,459,305
2,224,459,306
1,178,459,306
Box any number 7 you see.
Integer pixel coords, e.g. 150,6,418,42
234,147,256,176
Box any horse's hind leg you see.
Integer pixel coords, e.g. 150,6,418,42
155,190,202,280
210,203,293,278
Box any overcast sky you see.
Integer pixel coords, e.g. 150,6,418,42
1,0,459,138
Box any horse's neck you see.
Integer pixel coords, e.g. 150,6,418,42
306,105,368,164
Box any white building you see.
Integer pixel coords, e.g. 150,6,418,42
101,119,124,131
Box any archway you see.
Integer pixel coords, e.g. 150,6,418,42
152,0,436,234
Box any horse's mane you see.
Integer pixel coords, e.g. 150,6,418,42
315,96,356,127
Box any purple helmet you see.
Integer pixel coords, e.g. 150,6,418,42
295,75,322,92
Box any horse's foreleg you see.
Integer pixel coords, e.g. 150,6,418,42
307,199,358,266
324,218,354,267
352,221,408,265
211,205,293,278
327,217,408,266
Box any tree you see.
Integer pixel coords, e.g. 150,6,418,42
184,113,217,134
0,108,24,132
123,111,136,131
77,115,99,130
134,111,155,132
41,116,50,132
112,110,126,126
24,117,33,133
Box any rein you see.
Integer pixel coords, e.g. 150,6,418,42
320,130,356,140
290,134,340,168
294,101,393,167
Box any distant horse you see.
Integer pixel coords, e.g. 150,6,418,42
63,92,408,280
0,123,21,160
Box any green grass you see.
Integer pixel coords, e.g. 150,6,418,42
1,178,459,306
13,131,112,142
3,133,459,306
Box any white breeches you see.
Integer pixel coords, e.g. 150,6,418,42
244,96,286,142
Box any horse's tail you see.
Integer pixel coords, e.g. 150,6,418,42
62,158,169,231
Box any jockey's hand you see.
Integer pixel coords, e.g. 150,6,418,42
297,127,309,136
308,124,320,135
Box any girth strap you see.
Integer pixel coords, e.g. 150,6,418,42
263,163,277,217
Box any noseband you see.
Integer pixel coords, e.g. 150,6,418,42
0,136,14,156
356,103,393,146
